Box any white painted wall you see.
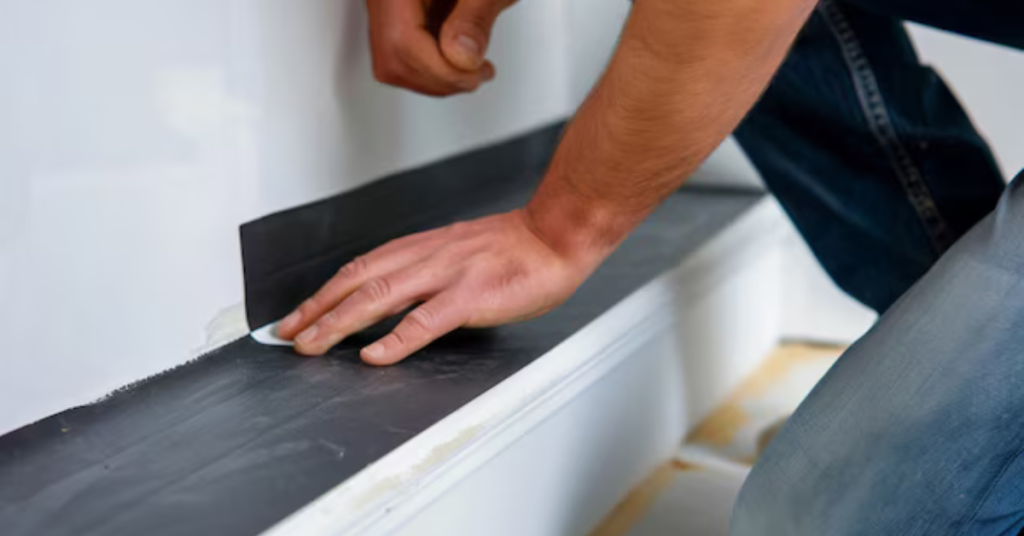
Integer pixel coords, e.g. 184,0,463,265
0,0,572,434
909,25,1024,178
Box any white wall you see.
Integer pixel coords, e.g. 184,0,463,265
908,24,1024,178
0,0,573,434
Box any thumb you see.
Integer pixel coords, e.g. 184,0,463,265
440,0,506,71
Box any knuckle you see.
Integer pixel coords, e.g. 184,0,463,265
299,297,322,317
319,308,343,328
383,28,417,64
388,330,408,348
461,13,491,32
405,307,436,333
445,221,467,235
361,277,392,305
372,60,401,85
382,25,409,51
496,261,526,288
372,63,391,84
383,233,414,249
338,256,368,279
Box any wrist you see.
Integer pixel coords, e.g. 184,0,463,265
522,176,640,270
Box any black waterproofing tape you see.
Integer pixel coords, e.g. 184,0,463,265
0,121,763,536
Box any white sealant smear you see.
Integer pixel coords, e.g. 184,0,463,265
252,321,294,347
192,303,251,357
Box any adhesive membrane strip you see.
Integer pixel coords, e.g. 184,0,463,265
0,121,763,536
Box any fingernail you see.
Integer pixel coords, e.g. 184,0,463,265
363,343,384,360
280,310,302,332
296,325,319,346
455,34,481,59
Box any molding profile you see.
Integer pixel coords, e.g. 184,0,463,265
263,198,786,536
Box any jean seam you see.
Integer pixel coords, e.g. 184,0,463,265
952,447,1024,536
817,0,954,253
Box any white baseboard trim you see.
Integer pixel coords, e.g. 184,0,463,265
261,197,788,536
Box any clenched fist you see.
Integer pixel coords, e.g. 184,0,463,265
367,0,518,96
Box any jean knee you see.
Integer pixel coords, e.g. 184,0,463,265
729,467,792,536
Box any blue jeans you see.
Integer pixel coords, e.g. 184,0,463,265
730,0,1024,534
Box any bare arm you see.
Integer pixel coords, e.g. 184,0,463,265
277,0,817,363
528,0,816,261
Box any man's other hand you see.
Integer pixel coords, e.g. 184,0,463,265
367,0,517,96
276,210,602,365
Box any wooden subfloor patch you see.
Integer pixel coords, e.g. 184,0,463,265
589,462,679,536
590,343,844,536
685,342,844,461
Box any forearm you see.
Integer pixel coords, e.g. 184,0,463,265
526,0,816,263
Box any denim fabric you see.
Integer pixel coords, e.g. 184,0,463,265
844,0,1024,50
734,0,1016,312
731,171,1024,535
730,1,1024,534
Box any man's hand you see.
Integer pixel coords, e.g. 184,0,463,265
367,0,517,96
276,210,606,365
287,0,817,364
